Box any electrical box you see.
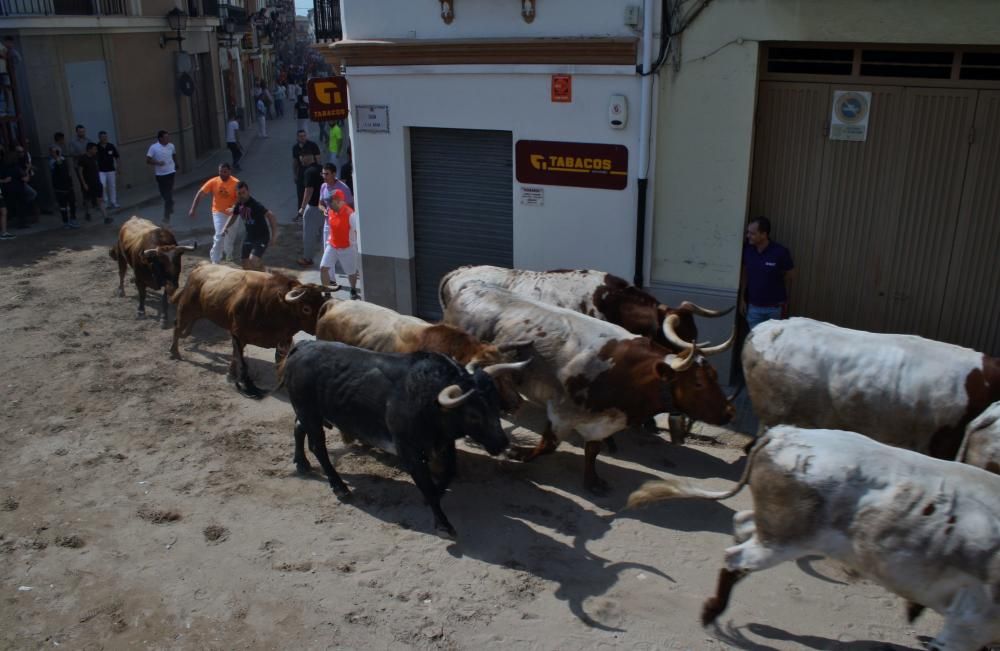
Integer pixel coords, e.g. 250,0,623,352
609,94,627,129
624,5,641,29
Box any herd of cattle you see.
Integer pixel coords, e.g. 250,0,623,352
112,216,999,650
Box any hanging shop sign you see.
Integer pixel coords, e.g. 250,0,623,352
516,140,628,190
307,76,349,122
830,90,872,142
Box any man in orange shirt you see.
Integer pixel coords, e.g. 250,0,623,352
320,189,360,299
188,163,240,264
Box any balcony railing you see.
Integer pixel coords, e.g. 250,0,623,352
312,0,341,41
1,0,127,15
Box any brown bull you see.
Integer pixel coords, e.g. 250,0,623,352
170,264,339,398
315,298,528,411
110,216,197,327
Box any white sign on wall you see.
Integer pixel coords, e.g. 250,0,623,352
830,90,872,142
520,186,544,207
356,105,389,133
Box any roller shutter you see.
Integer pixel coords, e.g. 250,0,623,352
410,127,513,320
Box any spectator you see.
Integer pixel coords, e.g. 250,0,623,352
291,129,320,222
145,129,178,224
326,121,341,166
220,180,278,272
13,143,38,209
294,94,309,133
96,131,121,209
78,142,110,224
319,162,353,210
273,83,285,118
225,114,243,171
740,216,795,331
48,145,78,229
0,144,29,228
68,124,88,203
320,189,360,299
0,187,10,239
256,95,268,138
188,162,240,264
296,156,324,268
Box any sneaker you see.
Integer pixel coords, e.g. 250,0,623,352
68,220,81,229
350,289,361,300
0,232,15,240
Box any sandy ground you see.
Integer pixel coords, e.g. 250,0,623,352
0,224,943,650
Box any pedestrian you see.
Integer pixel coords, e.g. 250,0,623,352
291,129,321,222
296,156,324,268
319,162,353,209
145,129,178,224
256,95,268,138
220,181,278,272
740,216,795,331
13,143,38,211
295,94,309,134
0,144,30,228
188,163,240,264
326,120,342,166
0,187,11,239
225,114,243,171
48,145,78,229
273,83,286,118
96,130,120,209
67,124,88,203
320,189,360,299
77,142,110,224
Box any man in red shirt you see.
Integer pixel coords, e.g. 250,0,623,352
320,189,360,299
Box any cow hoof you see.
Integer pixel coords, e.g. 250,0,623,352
436,523,458,540
136,311,145,320
332,486,352,501
295,462,312,475
585,478,611,496
116,288,125,298
700,598,724,627
169,351,181,361
159,319,169,330
236,384,265,400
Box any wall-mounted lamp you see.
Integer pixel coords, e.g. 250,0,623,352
159,8,189,49
219,17,238,47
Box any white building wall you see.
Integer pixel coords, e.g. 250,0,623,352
652,0,1000,292
349,67,642,280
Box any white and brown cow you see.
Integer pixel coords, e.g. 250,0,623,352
315,298,527,411
441,279,734,493
743,317,1000,460
628,426,1000,651
440,265,733,351
956,401,1000,475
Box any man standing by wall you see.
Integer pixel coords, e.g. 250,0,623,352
296,155,324,268
96,131,120,209
188,163,240,264
145,130,178,224
225,115,243,171
291,129,320,221
740,216,795,331
67,124,88,209
255,95,268,138
78,142,110,224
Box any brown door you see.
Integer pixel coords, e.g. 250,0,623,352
191,53,217,158
937,90,1000,353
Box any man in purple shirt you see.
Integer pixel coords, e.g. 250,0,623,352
740,216,795,330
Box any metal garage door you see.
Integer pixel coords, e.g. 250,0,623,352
749,46,1000,354
410,127,513,320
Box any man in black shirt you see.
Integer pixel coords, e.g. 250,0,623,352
291,128,320,218
96,131,121,208
297,159,324,267
221,180,278,271
49,145,78,228
77,142,110,224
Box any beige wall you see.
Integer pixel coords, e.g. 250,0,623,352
651,0,1000,291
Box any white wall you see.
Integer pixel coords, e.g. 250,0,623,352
652,0,1000,291
348,67,642,280
341,0,648,40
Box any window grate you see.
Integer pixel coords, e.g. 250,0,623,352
767,47,853,76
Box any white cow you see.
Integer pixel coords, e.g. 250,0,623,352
743,317,1000,460
957,401,1000,474
628,426,1000,651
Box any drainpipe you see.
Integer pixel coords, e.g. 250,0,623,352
633,0,655,288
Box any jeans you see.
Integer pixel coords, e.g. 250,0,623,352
155,173,175,220
227,142,242,168
210,211,238,263
747,304,783,331
99,171,117,205
302,204,324,261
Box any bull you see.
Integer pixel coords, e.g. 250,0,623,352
169,264,339,398
743,317,1000,460
109,216,197,328
441,280,734,493
315,298,528,411
280,340,528,538
627,426,1000,651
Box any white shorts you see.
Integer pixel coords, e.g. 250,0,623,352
320,244,358,275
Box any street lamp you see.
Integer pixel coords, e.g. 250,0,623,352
159,8,189,49
219,18,238,47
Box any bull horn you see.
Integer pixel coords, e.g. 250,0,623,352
142,248,158,256
699,327,736,356
438,384,475,408
678,301,736,318
665,347,697,372
482,358,532,376
321,283,341,293
661,313,694,350
497,339,534,353
176,242,197,252
284,287,307,303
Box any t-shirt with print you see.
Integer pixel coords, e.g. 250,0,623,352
302,164,323,207
235,197,271,243
200,175,240,214
146,141,176,176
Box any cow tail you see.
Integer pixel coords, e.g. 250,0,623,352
625,434,773,509
109,244,120,260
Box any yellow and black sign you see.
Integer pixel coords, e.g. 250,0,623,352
516,140,628,190
306,76,349,122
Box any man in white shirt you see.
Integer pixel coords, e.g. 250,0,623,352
225,115,242,171
145,130,178,223
255,97,267,138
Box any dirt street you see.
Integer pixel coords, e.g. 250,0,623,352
0,225,940,650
